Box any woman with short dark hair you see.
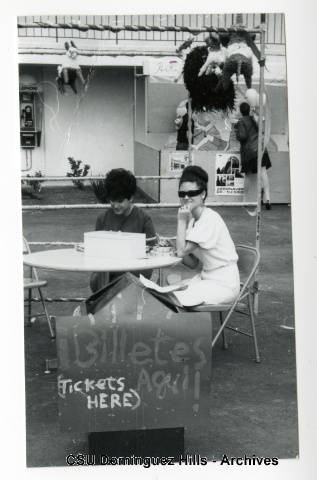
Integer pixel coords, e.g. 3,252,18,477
90,168,156,292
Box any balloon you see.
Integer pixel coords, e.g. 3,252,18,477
245,88,266,107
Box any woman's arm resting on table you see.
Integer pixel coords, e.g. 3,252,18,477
182,252,199,269
176,207,198,259
177,239,198,258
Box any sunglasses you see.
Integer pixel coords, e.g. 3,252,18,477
178,187,204,198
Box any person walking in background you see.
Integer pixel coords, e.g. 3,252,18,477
236,102,272,210
175,101,195,150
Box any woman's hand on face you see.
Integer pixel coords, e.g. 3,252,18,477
178,204,192,223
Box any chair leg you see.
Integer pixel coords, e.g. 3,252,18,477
219,312,228,350
158,268,162,286
37,287,55,339
248,292,261,363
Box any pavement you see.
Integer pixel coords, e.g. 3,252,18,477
23,197,298,467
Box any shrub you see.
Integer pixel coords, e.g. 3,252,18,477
66,157,90,189
21,170,43,197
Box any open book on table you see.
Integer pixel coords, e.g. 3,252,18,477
139,274,188,294
139,275,205,308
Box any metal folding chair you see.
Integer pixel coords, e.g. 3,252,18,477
23,237,55,338
190,245,261,363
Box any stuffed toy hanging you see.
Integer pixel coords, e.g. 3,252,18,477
56,41,86,94
220,31,256,90
198,33,227,78
183,45,235,112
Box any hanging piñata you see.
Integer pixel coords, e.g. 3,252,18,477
183,43,235,112
220,31,256,90
198,32,227,77
56,41,86,94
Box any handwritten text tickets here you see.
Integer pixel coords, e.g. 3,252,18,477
56,285,211,431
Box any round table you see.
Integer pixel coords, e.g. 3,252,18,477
23,248,182,273
23,248,183,373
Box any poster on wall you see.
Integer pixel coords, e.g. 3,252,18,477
215,153,245,195
168,151,192,172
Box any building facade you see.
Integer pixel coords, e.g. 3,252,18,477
18,13,289,201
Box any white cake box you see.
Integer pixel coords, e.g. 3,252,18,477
84,231,146,259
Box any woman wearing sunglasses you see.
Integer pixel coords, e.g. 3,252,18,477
173,165,240,307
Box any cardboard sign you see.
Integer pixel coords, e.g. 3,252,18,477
56,277,212,432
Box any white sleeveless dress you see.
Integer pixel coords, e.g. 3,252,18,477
173,208,240,307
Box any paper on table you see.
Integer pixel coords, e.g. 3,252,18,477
139,274,188,294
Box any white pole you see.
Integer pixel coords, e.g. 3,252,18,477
254,28,266,314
